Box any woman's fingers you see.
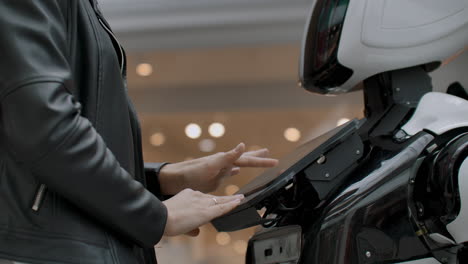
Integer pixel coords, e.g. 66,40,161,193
210,199,243,218
163,189,244,237
233,147,278,167
243,148,270,158
217,166,234,179
220,143,245,165
207,194,244,205
230,167,241,176
233,156,278,167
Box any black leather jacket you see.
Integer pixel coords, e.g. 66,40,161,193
0,1,168,263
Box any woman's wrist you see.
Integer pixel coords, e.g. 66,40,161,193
159,163,186,195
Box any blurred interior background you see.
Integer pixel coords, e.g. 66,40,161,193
100,0,468,263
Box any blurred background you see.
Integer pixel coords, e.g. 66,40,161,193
100,0,468,263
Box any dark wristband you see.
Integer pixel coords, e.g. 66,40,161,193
144,162,170,198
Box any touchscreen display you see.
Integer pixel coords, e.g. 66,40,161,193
238,124,348,196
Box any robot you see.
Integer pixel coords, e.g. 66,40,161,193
212,0,468,263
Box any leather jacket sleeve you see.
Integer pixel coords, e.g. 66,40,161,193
0,1,167,248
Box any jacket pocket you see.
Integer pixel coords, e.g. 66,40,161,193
32,183,48,212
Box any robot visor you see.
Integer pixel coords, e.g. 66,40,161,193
299,0,353,94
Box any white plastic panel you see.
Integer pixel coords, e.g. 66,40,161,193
401,92,468,135
336,0,468,93
428,233,456,246
362,0,468,48
382,0,465,29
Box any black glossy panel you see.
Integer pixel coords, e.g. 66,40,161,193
300,134,433,263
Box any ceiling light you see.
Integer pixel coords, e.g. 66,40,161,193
284,127,301,142
136,63,153,77
224,184,240,195
337,118,350,126
216,232,231,246
149,132,165,147
199,139,216,152
185,123,202,139
208,122,225,138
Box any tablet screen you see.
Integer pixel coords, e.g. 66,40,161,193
238,124,348,196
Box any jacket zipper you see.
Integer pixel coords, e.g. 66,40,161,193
32,184,47,212
97,17,125,74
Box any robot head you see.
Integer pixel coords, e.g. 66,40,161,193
299,0,468,95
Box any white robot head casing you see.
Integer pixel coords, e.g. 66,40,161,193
299,0,468,94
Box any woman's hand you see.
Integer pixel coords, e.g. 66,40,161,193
162,188,244,236
158,143,278,194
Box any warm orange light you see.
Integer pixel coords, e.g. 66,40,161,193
442,46,468,66
136,63,153,77
150,132,165,147
216,232,231,246
284,127,301,142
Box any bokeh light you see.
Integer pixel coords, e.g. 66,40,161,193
216,232,231,246
185,123,202,139
150,132,165,147
136,63,153,77
208,122,225,138
284,127,301,142
199,139,216,152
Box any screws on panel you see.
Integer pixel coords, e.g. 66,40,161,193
317,155,327,164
